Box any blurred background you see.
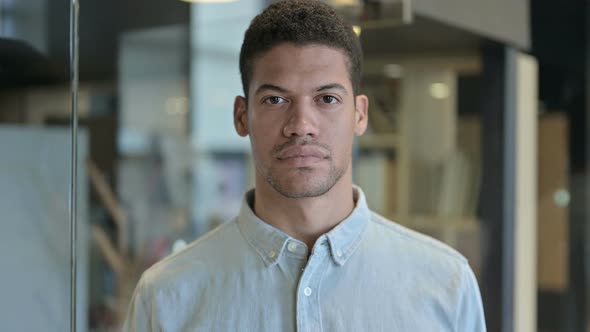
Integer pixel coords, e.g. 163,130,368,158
0,0,586,331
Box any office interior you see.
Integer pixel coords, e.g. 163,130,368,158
0,0,587,331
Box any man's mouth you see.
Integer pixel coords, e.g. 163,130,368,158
277,146,326,159
276,145,329,167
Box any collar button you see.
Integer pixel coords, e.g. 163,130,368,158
287,242,298,252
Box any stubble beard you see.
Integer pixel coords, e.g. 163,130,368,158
255,136,347,198
262,160,346,198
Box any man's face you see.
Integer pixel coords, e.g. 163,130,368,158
234,43,368,198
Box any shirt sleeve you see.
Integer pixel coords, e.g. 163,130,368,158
455,263,487,332
122,276,153,332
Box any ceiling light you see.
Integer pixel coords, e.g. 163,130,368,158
429,83,450,99
330,0,359,6
554,189,570,207
383,64,403,79
352,25,361,36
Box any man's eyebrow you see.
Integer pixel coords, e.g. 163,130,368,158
316,83,348,95
253,83,349,95
254,84,290,95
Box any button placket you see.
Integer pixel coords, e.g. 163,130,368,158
296,249,327,332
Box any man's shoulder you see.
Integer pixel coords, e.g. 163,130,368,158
366,212,469,271
139,218,243,290
364,214,485,330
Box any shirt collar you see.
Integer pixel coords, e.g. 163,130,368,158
324,187,370,266
236,186,370,267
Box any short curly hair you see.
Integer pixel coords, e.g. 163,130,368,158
239,0,363,98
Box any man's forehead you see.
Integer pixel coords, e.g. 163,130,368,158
249,43,352,92
254,42,348,64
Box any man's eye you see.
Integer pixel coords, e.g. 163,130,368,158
321,95,338,104
263,96,286,105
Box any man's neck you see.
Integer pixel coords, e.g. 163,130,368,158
253,176,355,250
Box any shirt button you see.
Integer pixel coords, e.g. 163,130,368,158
288,242,298,252
336,249,343,257
304,287,312,296
269,250,277,258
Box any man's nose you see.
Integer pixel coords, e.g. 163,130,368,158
282,101,319,138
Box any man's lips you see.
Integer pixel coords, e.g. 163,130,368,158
276,146,328,160
275,145,329,167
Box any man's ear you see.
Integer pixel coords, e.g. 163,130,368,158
234,96,249,137
354,94,369,136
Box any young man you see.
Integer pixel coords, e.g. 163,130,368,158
124,1,486,331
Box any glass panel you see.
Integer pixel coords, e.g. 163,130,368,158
532,2,586,331
0,0,87,331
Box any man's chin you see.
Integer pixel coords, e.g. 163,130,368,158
270,180,334,199
276,187,329,199
262,163,345,199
